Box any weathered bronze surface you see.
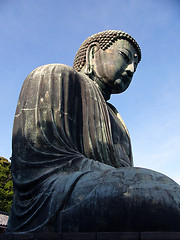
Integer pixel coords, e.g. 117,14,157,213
7,30,180,233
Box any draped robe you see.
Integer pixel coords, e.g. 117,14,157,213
7,64,133,232
7,64,180,233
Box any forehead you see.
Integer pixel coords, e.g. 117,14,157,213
107,39,137,54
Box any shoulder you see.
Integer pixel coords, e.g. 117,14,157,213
26,63,91,86
28,63,76,77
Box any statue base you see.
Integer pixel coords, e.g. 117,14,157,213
1,232,180,240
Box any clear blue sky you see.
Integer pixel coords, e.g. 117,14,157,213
0,0,180,184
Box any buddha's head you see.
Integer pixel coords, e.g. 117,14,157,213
73,30,141,97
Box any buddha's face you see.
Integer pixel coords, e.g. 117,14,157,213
92,39,139,93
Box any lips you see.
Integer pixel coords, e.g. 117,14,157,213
114,74,131,86
121,71,132,82
113,75,132,94
123,75,131,84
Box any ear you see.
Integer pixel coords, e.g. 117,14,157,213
84,42,100,75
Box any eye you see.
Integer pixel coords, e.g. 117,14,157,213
119,51,130,63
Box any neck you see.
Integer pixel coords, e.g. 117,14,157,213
93,76,111,101
80,68,112,101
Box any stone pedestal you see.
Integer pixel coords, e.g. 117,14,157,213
1,232,180,240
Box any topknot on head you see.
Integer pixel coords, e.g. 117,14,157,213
73,30,141,72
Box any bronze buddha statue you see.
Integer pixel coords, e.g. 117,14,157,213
7,30,180,233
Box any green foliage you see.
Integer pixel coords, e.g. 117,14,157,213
0,157,13,212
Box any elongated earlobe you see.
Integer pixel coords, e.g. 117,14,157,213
84,42,100,76
84,63,92,75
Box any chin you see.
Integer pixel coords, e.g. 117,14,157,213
111,88,126,94
111,81,129,94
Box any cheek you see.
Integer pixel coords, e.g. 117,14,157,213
98,56,118,80
107,55,128,79
95,52,127,81
95,54,113,79
103,62,116,79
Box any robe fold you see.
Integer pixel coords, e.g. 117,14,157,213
7,64,133,232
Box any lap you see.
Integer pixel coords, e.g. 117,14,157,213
57,167,180,232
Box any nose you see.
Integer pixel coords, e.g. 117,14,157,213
125,62,135,75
